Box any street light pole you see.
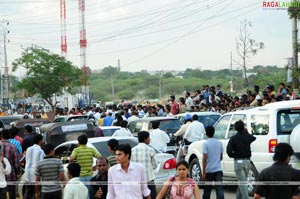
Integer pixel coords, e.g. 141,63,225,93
1,20,9,107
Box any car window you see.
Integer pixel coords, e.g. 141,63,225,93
54,118,66,122
92,139,138,157
251,115,269,135
277,110,300,135
127,121,136,132
198,115,220,128
228,114,247,138
55,144,70,158
214,115,231,139
102,128,119,136
135,121,143,132
159,119,182,134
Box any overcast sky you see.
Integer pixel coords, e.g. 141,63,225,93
0,0,292,76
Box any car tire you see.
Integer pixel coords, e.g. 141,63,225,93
247,162,259,196
189,158,203,188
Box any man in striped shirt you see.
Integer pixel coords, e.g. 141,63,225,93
35,144,66,199
131,131,157,199
0,129,19,199
70,134,101,194
24,134,44,199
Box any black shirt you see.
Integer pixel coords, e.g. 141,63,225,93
22,133,35,152
226,131,256,159
90,173,108,199
255,162,300,199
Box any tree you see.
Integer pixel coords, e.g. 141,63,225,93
235,19,264,88
12,46,82,109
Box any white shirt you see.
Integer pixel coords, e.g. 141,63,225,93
112,128,133,137
107,161,150,199
127,115,139,124
185,97,193,111
64,177,88,199
185,120,205,143
0,157,11,188
150,128,170,152
25,144,45,182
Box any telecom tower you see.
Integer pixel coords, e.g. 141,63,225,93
60,0,67,56
78,0,89,105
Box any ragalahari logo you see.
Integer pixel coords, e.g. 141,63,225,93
262,1,300,10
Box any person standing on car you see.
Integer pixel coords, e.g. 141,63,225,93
254,143,300,199
90,157,109,199
226,120,256,199
24,134,45,199
150,120,170,152
202,126,224,199
131,131,157,199
184,114,205,145
35,144,66,199
70,134,101,194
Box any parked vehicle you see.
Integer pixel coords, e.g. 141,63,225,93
127,117,182,151
0,115,23,129
101,126,121,136
185,100,300,196
53,115,88,123
175,111,221,127
12,118,52,138
40,120,95,146
53,137,176,190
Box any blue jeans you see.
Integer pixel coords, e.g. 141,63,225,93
80,176,92,199
234,160,250,199
203,171,224,199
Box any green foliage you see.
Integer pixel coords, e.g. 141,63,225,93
12,46,82,107
85,65,288,102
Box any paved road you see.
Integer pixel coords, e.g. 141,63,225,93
199,185,254,199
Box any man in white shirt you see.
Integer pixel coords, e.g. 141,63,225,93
107,144,151,199
24,134,45,199
112,121,133,137
184,114,205,145
150,121,170,152
64,162,88,199
185,92,193,111
127,111,139,124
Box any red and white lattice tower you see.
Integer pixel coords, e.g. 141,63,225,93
78,0,89,104
60,0,67,56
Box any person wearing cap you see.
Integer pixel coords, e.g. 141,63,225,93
0,145,11,199
174,114,192,138
254,143,300,199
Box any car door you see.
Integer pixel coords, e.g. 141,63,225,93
213,114,232,173
223,114,247,176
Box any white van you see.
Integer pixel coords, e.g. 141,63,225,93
185,100,300,196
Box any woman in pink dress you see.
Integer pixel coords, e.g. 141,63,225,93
156,160,200,199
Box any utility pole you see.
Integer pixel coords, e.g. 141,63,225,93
1,20,9,107
78,0,89,105
111,75,115,101
292,13,299,98
159,71,162,100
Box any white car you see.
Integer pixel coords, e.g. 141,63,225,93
185,100,300,196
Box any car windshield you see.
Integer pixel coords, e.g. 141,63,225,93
92,139,138,157
198,115,220,127
102,128,119,136
158,119,181,132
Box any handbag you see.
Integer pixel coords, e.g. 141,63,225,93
163,176,176,199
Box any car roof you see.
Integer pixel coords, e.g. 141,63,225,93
101,126,121,130
134,117,179,121
55,115,88,119
56,136,138,146
175,111,221,117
